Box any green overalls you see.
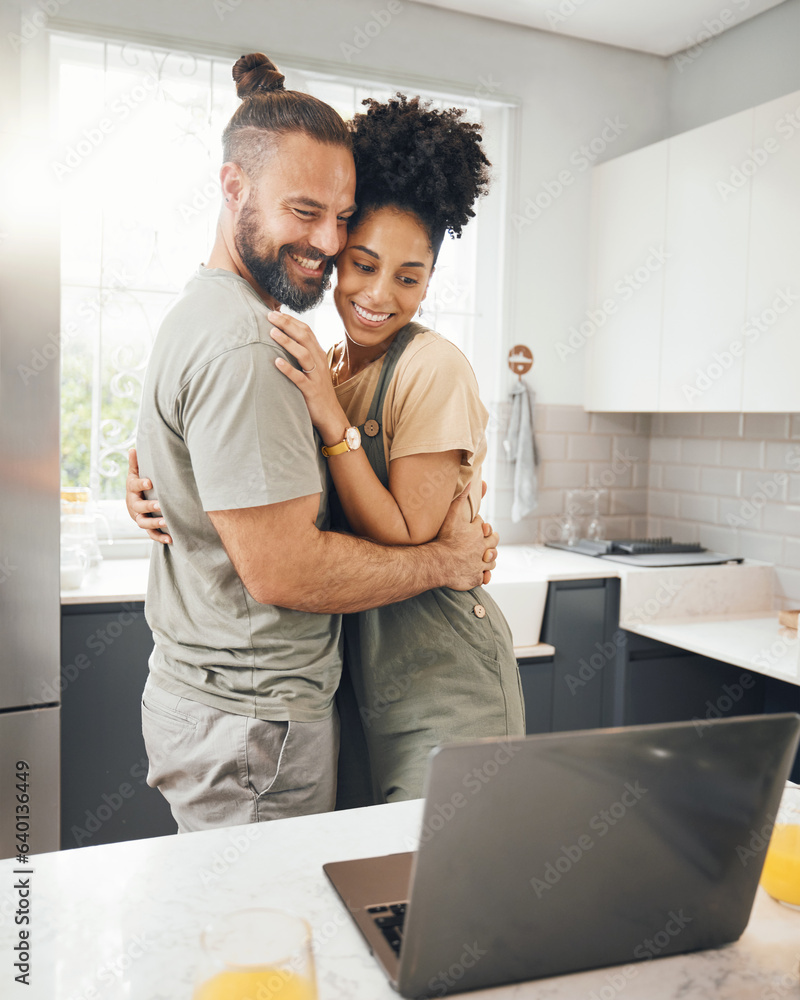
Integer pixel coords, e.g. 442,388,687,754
335,325,526,806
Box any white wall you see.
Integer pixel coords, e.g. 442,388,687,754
6,0,668,406
667,0,800,135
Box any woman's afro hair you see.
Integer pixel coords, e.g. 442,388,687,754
349,94,491,249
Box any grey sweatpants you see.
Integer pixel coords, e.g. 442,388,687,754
141,675,339,833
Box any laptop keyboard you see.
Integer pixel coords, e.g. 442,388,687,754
367,901,408,956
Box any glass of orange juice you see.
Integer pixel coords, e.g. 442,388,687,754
761,784,800,909
194,909,317,1000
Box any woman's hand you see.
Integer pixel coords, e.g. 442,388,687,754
268,311,350,445
126,448,172,544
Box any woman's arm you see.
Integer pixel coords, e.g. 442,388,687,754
269,313,463,545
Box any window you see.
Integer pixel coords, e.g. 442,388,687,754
52,34,513,538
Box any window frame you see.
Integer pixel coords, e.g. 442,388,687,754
49,25,519,542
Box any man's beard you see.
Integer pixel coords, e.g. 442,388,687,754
234,200,334,312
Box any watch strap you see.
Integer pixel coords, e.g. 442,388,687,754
321,439,351,457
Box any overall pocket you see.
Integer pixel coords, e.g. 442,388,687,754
431,586,499,664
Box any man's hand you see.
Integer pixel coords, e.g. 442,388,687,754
434,483,499,590
126,448,172,544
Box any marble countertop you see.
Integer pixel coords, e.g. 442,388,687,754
1,799,798,1000
626,614,800,685
61,556,150,605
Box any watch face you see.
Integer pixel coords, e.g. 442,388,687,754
345,426,361,451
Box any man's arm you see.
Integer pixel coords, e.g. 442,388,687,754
208,488,496,614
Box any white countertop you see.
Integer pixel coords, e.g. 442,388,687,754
61,556,150,605
1,799,798,1000
626,614,800,684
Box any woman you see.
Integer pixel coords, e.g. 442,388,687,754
129,89,525,805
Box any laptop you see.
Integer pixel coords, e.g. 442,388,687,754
324,713,800,998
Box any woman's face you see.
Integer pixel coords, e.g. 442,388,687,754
333,206,434,350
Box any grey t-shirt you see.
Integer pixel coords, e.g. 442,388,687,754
137,265,341,721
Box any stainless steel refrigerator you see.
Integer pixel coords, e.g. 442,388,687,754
0,120,62,857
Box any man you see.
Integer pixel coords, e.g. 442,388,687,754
129,56,497,834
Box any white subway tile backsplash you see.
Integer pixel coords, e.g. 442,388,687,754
633,463,650,488
604,515,636,539
739,530,784,565
610,490,648,516
534,489,570,516
534,433,567,461
789,476,800,503
743,414,790,440
613,434,650,465
679,494,718,524
719,497,761,530
702,413,743,438
545,406,591,433
648,491,680,518
589,413,637,435
791,414,800,440
542,461,589,489
764,442,799,470
680,438,721,465
656,518,700,543
649,437,681,463
494,517,539,545
662,465,700,492
663,413,703,437
762,503,800,536
696,524,739,555
699,468,741,497
720,439,765,469
567,434,611,462
588,462,633,490
741,471,788,503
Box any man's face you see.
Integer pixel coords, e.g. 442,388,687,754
234,133,356,312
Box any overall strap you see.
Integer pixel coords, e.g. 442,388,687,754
359,324,421,489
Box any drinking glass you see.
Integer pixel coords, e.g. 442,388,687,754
761,785,800,909
560,489,581,546
585,488,607,542
194,909,318,1000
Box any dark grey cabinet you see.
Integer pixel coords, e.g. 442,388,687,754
60,602,176,850
620,630,766,726
517,656,555,734
519,579,798,784
519,577,621,735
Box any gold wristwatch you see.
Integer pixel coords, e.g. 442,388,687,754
321,426,361,458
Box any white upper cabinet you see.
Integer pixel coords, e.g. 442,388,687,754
659,110,753,412
585,140,668,412
587,90,800,412
742,93,800,412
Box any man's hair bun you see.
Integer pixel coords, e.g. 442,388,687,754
232,52,286,99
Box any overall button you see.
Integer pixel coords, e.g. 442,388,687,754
364,419,380,437
473,604,486,619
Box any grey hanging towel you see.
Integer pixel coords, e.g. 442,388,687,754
503,380,539,522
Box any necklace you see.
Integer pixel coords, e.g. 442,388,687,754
331,341,391,387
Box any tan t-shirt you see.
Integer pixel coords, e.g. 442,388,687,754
331,325,488,516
